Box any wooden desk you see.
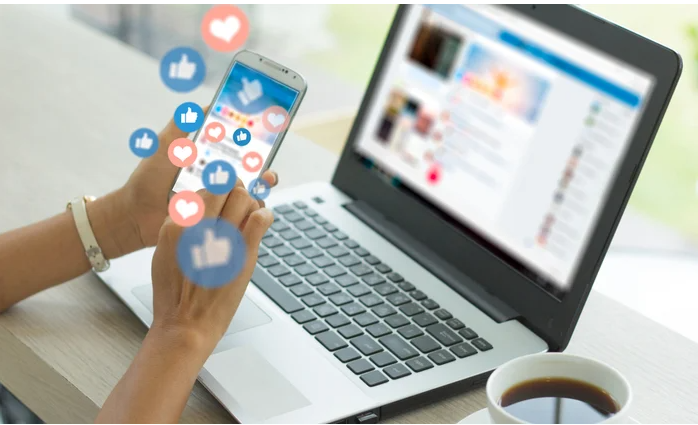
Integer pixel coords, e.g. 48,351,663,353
1,6,697,424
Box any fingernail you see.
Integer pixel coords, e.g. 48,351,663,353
272,171,279,185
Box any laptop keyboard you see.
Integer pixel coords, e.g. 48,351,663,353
251,201,493,387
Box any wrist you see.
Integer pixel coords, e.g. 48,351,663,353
146,320,217,367
85,189,144,259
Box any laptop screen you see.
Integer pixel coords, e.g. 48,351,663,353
354,5,655,297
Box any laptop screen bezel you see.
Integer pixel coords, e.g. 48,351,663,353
331,4,681,351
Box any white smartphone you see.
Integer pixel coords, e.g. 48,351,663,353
170,50,307,196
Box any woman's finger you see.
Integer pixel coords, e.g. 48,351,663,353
197,188,230,220
261,170,279,188
220,186,256,228
241,208,274,252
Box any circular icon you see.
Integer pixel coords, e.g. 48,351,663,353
168,191,205,227
174,102,204,133
262,106,290,133
232,128,251,146
248,178,271,201
202,160,237,195
204,122,226,143
159,47,206,93
201,5,250,52
167,138,197,168
129,128,159,158
176,218,247,288
241,151,264,173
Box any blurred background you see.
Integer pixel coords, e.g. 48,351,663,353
2,4,698,423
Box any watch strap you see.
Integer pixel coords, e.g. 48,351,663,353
69,197,110,272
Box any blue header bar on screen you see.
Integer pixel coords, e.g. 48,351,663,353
425,5,641,108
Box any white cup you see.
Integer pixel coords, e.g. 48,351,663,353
486,353,632,424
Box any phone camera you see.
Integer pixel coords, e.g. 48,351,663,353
531,5,536,9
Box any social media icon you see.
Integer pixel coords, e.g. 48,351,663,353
176,218,247,288
160,47,206,92
237,78,263,106
248,178,270,201
205,122,226,143
129,128,159,158
201,5,250,52
232,128,251,146
202,160,237,195
167,138,197,168
168,191,205,227
241,151,263,173
262,106,290,133
174,102,204,133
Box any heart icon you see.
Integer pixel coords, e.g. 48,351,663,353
267,113,286,128
208,126,222,138
173,146,193,162
209,15,240,43
241,151,263,172
245,156,260,168
175,199,199,220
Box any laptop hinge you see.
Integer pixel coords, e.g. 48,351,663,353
345,200,519,323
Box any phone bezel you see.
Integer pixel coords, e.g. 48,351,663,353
168,50,308,200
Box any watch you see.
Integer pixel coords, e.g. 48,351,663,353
67,196,110,272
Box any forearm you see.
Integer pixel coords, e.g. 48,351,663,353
0,189,142,312
96,324,213,424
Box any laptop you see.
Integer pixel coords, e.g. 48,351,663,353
99,4,681,423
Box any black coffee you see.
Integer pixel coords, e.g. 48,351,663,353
499,377,620,424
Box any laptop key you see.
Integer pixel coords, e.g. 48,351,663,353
328,246,349,258
317,237,338,249
348,359,374,375
379,334,419,360
304,320,328,335
258,256,280,268
294,219,315,231
354,312,379,327
372,304,397,318
351,335,383,356
326,314,350,328
362,274,386,286
370,351,397,367
273,204,293,214
318,283,341,296
341,303,366,316
291,238,313,250
398,281,416,292
332,231,348,240
426,323,463,346
283,254,306,267
301,246,323,259
366,323,391,338
268,265,291,278
258,247,269,257
314,304,338,318
422,299,439,310
334,347,360,363
375,264,392,274
412,335,440,353
360,370,388,387
459,328,479,340
364,255,381,265
323,223,338,232
347,284,371,297
387,272,404,282
472,338,493,351
354,247,370,257
428,350,455,365
447,318,465,330
338,324,363,339
383,364,411,380
292,310,315,324
279,274,302,287
301,294,325,307
451,342,478,358
284,212,304,223
262,236,284,248
313,216,328,225
329,293,352,306
435,309,453,321
385,314,409,328
387,293,411,306
324,265,346,278
359,294,383,308
336,274,359,287
316,331,347,351
295,263,317,277
271,221,290,232
305,228,326,240
411,290,427,301
279,229,301,241
293,201,308,209
307,273,329,286
344,239,359,249
406,357,434,373
375,283,398,296
398,324,424,339
350,264,373,276
290,284,313,297
312,255,334,268
413,313,438,327
251,268,303,313
400,303,425,317
339,255,361,267
273,245,294,257
303,207,318,217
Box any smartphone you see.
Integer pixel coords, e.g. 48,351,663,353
170,50,307,197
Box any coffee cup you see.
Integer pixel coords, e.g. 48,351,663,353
486,353,632,424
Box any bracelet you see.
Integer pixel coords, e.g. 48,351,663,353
67,196,110,272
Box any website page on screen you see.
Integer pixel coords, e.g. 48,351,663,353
354,5,654,296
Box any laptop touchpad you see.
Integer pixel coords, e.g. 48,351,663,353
131,285,271,335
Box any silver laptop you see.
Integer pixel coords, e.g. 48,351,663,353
99,4,680,423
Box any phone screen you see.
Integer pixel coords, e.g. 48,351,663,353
173,61,300,193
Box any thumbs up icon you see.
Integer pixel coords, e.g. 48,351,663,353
209,165,230,186
169,54,197,80
180,107,199,124
237,77,263,106
190,229,232,269
134,132,154,150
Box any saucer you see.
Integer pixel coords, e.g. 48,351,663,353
458,408,640,424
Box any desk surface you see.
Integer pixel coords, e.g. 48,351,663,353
1,6,697,424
